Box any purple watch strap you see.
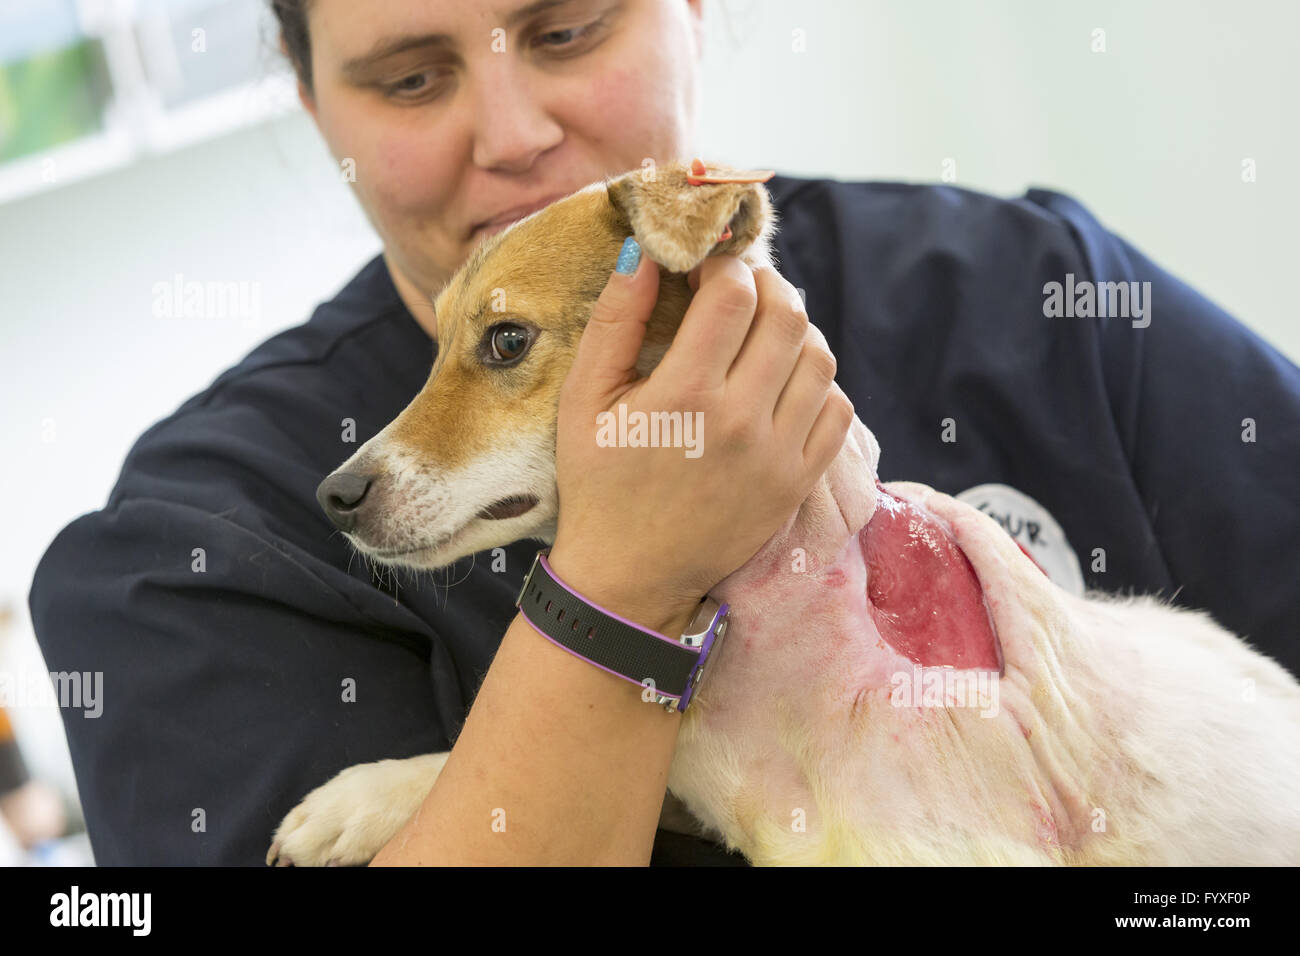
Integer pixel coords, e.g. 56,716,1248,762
537,553,697,649
515,550,710,706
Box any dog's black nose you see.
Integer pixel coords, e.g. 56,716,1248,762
317,472,373,532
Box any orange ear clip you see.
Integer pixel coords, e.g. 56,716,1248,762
687,158,774,242
686,157,776,185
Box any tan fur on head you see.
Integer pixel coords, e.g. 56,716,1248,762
606,161,778,273
323,160,780,570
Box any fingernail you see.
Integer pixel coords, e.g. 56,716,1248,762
615,236,641,275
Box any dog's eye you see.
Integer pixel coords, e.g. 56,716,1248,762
487,324,532,363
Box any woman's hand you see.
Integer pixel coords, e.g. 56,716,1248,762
549,238,854,636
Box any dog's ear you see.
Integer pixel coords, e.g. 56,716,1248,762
605,160,778,273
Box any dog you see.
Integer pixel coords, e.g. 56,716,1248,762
267,160,1300,866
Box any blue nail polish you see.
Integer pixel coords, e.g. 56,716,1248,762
615,236,641,275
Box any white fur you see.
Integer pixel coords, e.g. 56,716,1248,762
332,433,559,570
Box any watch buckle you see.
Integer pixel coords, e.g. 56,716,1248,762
679,597,724,648
516,549,547,608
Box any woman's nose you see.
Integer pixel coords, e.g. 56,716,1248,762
467,65,564,172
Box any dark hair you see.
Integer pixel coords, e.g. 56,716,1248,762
270,0,314,94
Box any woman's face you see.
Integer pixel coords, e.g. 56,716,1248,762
299,0,704,326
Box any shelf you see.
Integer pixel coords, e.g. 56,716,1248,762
0,72,299,207
0,0,297,207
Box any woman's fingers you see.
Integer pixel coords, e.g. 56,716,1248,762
554,249,857,609
726,266,813,415
672,256,847,480
802,382,856,474
772,320,839,442
656,256,758,392
566,240,662,404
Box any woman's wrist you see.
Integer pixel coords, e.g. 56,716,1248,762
545,542,703,640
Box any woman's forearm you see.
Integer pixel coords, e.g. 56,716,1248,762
370,547,700,866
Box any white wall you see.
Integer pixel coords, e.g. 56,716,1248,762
695,0,1298,360
2,0,1296,823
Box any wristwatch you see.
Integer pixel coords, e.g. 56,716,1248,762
515,549,730,713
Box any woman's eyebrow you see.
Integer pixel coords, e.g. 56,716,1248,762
341,0,579,79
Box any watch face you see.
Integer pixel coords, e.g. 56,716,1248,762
684,604,729,704
702,612,727,671
682,598,723,647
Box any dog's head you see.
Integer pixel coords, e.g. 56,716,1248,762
317,160,778,569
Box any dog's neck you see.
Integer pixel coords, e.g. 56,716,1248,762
711,416,880,602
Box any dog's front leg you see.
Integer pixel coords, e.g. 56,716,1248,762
267,751,706,865
267,752,450,866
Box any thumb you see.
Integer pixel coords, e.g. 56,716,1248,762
569,237,660,401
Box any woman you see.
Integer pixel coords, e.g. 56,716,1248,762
29,0,1300,866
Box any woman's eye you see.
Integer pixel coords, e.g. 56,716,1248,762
383,71,445,101
532,18,605,52
538,27,579,46
490,325,531,362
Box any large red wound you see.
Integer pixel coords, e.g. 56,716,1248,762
861,487,1003,672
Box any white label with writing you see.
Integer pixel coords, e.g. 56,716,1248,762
955,482,1085,596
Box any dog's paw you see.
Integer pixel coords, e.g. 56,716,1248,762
266,752,450,867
